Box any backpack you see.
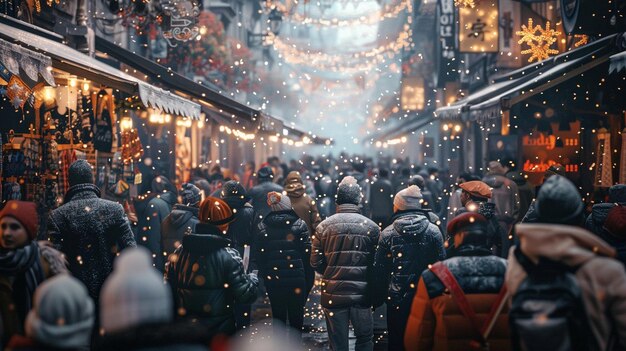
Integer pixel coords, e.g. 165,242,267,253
509,247,593,351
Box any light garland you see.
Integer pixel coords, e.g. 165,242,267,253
517,18,561,63
267,0,412,28
219,125,256,141
454,0,476,8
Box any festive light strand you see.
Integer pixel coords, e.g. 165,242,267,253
517,18,561,62
454,0,476,8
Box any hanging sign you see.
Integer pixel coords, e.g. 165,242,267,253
160,0,200,47
459,0,499,53
435,0,458,87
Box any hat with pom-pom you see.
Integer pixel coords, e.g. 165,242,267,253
267,191,291,212
394,185,423,211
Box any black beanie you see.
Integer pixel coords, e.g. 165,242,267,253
257,166,274,181
220,181,250,209
68,160,93,186
536,175,584,224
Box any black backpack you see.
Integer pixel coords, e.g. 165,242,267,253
509,247,593,351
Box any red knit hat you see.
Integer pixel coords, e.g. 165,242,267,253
0,200,38,240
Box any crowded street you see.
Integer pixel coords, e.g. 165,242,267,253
0,0,625,350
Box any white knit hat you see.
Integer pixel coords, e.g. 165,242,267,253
394,185,423,211
267,191,292,212
100,247,173,333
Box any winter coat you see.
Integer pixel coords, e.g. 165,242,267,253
372,211,445,308
97,321,211,351
311,203,380,308
6,335,83,351
315,175,335,219
161,204,199,261
405,246,509,351
284,175,322,234
222,203,255,257
0,242,67,348
447,188,463,224
369,178,394,224
483,174,520,235
506,172,534,222
585,203,626,265
134,191,176,271
248,180,284,220
256,210,311,291
47,183,135,304
164,223,258,335
506,224,626,350
453,203,507,258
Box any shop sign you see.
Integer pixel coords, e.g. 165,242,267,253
160,0,200,47
435,0,458,87
401,77,425,111
459,0,499,53
521,121,581,186
497,0,522,68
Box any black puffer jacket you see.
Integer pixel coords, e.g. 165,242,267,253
311,203,380,308
161,205,199,260
47,183,136,303
586,203,626,265
372,212,445,307
164,223,258,335
248,180,283,220
256,210,311,290
134,191,177,271
223,203,255,256
369,178,394,223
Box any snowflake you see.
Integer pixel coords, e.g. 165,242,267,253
516,18,561,62
454,0,476,8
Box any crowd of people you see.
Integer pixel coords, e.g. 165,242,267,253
0,154,625,351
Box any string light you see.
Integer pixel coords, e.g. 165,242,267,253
454,0,476,8
574,34,589,48
517,18,561,62
268,0,412,28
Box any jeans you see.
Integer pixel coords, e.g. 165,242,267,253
323,306,373,351
267,287,305,342
386,294,414,351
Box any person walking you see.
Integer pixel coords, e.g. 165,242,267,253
248,167,283,221
256,191,311,343
161,183,202,261
372,186,445,351
6,275,94,351
99,247,212,351
369,168,394,229
165,197,258,337
47,160,135,305
483,161,520,245
134,175,177,271
0,201,67,347
506,176,626,350
311,176,380,351
404,212,510,351
585,184,626,265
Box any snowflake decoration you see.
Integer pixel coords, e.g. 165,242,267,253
454,0,476,8
517,18,561,62
574,34,588,47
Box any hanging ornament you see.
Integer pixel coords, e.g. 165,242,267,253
594,128,613,187
574,34,588,48
454,0,477,8
516,18,561,63
6,75,31,109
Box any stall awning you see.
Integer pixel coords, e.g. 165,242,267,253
95,36,257,124
435,34,619,121
609,51,626,74
0,19,200,119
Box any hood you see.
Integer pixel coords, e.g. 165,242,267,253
516,223,616,267
158,191,178,206
285,172,306,198
590,203,617,225
263,210,300,228
169,204,198,227
483,174,505,188
392,213,430,236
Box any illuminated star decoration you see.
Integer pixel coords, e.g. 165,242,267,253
516,18,561,63
454,0,477,8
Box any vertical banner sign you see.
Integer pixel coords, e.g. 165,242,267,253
459,0,499,53
435,0,458,87
498,0,522,68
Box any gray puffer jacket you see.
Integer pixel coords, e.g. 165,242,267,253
372,212,445,307
311,203,380,308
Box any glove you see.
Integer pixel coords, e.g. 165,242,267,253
248,272,259,285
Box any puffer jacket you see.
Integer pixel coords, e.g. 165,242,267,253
134,191,177,271
284,172,322,234
224,203,255,256
405,246,510,351
311,203,380,308
483,174,520,235
47,183,136,303
164,223,258,335
586,203,626,265
161,204,199,260
372,211,445,307
248,180,283,220
506,224,626,351
256,210,311,290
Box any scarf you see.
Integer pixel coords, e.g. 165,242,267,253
0,241,45,321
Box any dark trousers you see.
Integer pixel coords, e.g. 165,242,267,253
387,295,414,351
267,287,305,341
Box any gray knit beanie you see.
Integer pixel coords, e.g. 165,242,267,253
267,191,292,212
100,247,173,333
180,183,202,206
536,175,584,224
394,185,423,211
68,160,93,186
25,274,94,349
336,176,362,205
